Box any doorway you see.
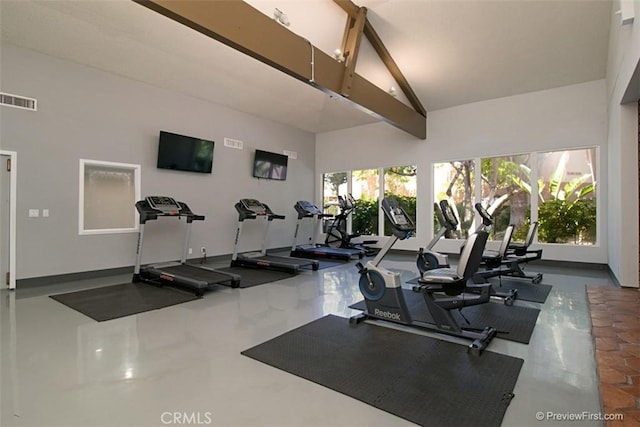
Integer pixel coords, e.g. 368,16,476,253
0,150,17,290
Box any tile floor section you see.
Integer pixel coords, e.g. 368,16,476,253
0,261,629,426
586,286,640,427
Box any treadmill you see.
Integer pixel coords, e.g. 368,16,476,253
290,200,364,261
133,196,240,296
231,198,319,272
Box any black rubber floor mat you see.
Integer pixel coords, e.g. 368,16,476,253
50,283,200,321
487,278,552,303
350,288,540,344
406,276,552,303
216,267,296,288
242,315,523,427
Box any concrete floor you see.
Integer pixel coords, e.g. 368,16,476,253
0,256,617,427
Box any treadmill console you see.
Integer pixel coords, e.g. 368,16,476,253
295,200,323,216
146,196,181,214
240,199,267,215
136,197,203,223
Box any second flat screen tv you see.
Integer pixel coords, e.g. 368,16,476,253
253,149,288,181
157,131,214,173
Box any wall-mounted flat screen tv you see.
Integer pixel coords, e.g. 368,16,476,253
157,131,214,173
253,149,288,181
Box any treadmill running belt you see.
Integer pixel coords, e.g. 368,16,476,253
153,264,234,284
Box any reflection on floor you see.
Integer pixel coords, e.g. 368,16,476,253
0,258,625,426
586,286,640,427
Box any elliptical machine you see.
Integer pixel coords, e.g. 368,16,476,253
324,194,378,256
350,197,497,355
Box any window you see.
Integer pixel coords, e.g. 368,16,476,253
433,160,475,237
383,165,417,236
351,169,379,236
322,171,347,217
536,148,597,244
79,159,141,235
433,147,598,246
480,154,532,241
321,166,418,238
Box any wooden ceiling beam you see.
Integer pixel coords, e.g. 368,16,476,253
334,0,426,116
133,0,426,139
340,6,367,97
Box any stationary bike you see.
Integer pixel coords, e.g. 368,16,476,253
350,197,497,355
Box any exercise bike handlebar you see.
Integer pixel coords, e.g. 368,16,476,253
381,197,415,239
438,200,459,230
475,203,493,228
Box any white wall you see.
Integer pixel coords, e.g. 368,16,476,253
0,43,316,280
316,80,608,263
605,0,640,287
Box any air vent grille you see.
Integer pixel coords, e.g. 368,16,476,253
0,92,37,111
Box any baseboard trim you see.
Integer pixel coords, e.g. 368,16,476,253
15,248,612,288
388,249,610,270
15,254,231,288
16,266,135,288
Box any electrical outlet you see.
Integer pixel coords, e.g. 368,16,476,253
29,209,39,217
42,209,49,217
188,248,193,255
201,247,207,254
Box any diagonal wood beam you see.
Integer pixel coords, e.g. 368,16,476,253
339,6,367,97
132,0,426,139
363,20,426,116
334,0,426,116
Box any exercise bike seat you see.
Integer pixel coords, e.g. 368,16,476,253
418,231,488,286
419,268,460,282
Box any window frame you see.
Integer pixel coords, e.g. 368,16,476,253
78,159,141,235
431,146,599,246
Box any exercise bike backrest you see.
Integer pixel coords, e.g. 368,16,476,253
457,231,489,280
381,197,415,239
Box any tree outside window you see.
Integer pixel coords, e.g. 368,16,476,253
433,160,475,237
351,169,379,236
480,154,532,241
322,172,347,217
536,149,596,244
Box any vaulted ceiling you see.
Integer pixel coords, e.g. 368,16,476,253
0,0,612,137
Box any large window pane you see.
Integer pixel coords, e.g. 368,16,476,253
352,169,379,236
433,160,475,238
481,154,532,241
383,165,417,236
322,171,347,217
537,148,597,244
